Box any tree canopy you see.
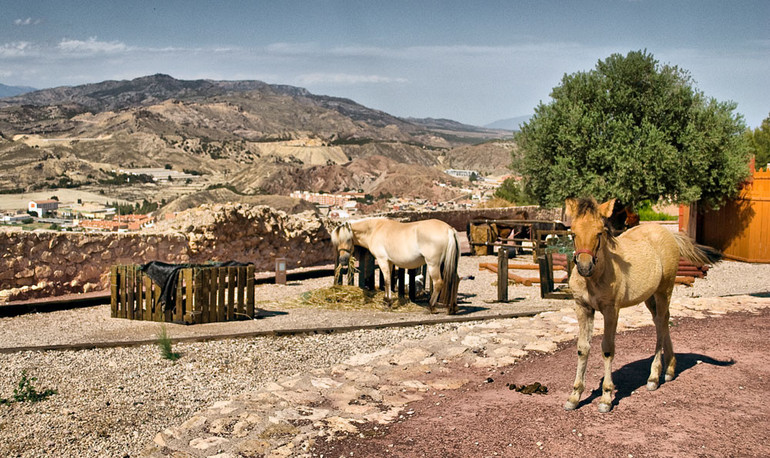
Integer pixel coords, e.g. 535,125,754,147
746,113,770,170
514,50,752,209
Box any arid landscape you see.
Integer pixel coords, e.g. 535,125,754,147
0,75,513,212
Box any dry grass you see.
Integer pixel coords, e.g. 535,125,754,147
280,285,427,313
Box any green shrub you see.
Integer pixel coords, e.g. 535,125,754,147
157,325,181,361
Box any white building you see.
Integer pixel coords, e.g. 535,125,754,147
28,199,59,217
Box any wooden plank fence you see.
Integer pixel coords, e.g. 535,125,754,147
334,246,427,301
110,264,255,324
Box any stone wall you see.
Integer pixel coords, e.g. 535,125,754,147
0,204,332,303
0,204,561,303
384,206,563,231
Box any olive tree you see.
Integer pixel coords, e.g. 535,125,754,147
746,113,770,169
514,50,751,209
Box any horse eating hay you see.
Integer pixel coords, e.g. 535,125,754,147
563,197,721,413
331,218,460,314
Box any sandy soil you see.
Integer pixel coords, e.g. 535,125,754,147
311,306,770,457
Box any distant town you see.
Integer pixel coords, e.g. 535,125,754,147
1,168,513,232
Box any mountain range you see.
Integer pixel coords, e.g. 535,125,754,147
0,74,515,210
0,83,36,99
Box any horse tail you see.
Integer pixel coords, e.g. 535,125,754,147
439,227,461,314
672,232,723,267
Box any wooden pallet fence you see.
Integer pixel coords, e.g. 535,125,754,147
334,246,426,301
110,264,255,324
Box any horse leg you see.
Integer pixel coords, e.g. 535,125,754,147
379,259,394,308
564,303,595,410
645,291,676,390
426,263,443,314
598,306,619,413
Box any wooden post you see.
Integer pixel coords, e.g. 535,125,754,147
275,258,287,285
237,266,246,318
196,269,206,324
181,268,193,323
227,266,236,321
133,267,142,320
408,268,417,301
209,267,218,323
110,266,118,318
246,265,255,319
119,266,128,319
538,253,555,298
218,268,227,322
143,276,153,321
497,248,509,302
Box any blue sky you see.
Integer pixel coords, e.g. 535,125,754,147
1,0,768,127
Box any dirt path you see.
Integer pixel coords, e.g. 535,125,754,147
312,307,770,457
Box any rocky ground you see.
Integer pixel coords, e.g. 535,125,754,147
0,255,768,457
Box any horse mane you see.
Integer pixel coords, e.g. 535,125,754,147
571,197,618,246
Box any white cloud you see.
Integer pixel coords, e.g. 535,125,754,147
58,37,129,54
295,73,407,85
0,41,33,58
13,17,41,26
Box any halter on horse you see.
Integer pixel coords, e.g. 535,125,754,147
564,197,720,413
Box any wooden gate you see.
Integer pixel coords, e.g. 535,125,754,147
111,264,256,324
680,163,770,263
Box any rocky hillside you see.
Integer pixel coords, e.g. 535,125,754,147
0,74,511,204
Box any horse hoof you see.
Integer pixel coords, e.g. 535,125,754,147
664,374,674,382
646,381,659,391
563,401,578,411
598,403,612,413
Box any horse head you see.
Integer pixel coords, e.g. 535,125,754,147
331,222,354,273
565,197,616,277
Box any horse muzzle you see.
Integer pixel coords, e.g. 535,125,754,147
337,251,351,273
574,250,596,277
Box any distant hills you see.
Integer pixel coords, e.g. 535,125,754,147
0,74,515,208
484,115,531,131
0,83,36,98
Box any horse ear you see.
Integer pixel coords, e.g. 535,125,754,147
564,198,579,218
598,199,616,219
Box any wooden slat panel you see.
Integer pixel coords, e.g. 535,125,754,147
119,266,128,319
237,266,245,318
199,268,209,324
246,265,255,319
218,268,227,322
127,267,135,320
227,267,236,321
173,270,184,323
110,266,118,318
183,268,194,323
134,268,142,320
209,267,218,323
144,276,153,321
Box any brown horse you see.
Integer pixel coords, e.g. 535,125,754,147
331,218,460,314
563,197,720,412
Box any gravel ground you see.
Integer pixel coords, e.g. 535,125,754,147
0,255,768,457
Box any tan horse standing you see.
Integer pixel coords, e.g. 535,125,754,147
331,218,460,314
563,197,720,413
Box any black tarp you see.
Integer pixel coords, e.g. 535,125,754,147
139,261,252,311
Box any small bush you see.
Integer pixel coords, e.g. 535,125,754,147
157,325,181,361
0,371,57,404
637,201,678,221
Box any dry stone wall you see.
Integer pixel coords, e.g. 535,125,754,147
0,204,332,303
0,204,560,303
384,206,563,231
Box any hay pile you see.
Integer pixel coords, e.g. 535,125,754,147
287,285,426,313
